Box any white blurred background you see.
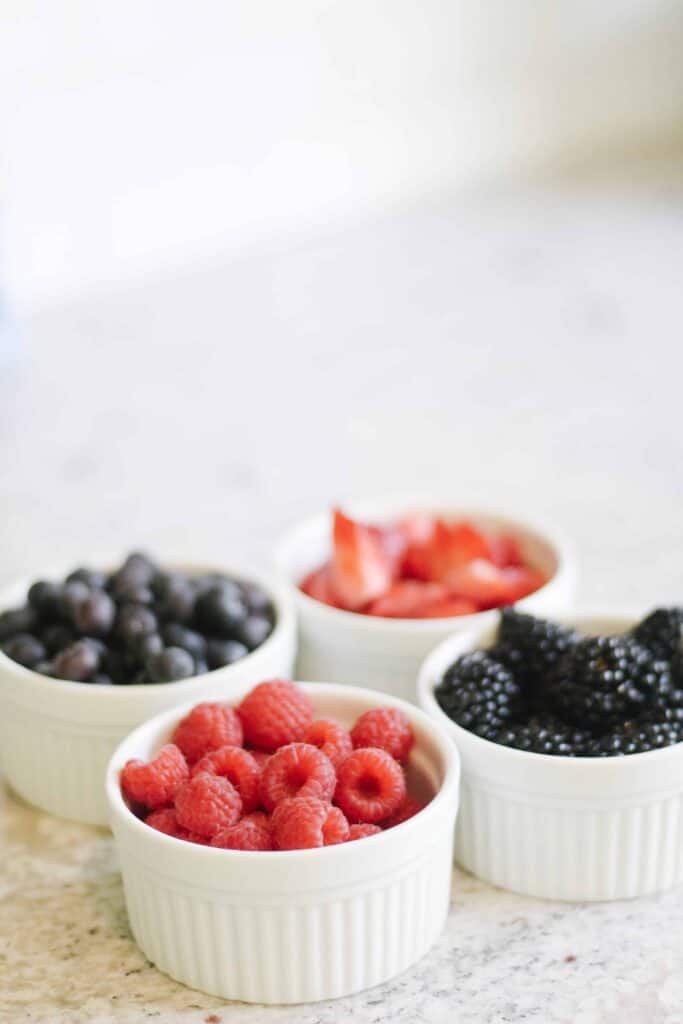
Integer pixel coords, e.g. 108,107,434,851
0,1,682,602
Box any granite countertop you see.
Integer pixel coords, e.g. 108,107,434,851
0,186,682,1022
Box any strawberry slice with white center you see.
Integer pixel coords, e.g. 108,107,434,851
445,558,546,608
329,509,394,611
300,565,340,607
366,580,449,618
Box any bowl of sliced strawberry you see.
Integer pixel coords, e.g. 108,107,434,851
275,498,577,701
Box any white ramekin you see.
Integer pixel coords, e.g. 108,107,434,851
418,611,683,902
0,563,296,827
275,497,577,703
107,681,460,1004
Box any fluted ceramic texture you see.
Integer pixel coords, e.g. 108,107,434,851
456,780,683,901
118,838,453,1003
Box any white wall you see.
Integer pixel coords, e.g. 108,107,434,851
2,1,683,308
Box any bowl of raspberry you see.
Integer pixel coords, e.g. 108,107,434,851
0,552,296,826
275,498,577,702
418,606,683,901
106,678,460,1004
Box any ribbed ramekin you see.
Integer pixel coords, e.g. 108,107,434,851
0,563,296,827
418,612,683,902
275,496,577,703
106,681,460,1004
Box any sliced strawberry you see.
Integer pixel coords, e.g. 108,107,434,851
366,581,448,618
404,519,492,583
487,532,524,569
446,559,545,608
300,565,340,608
418,596,479,618
329,509,394,611
368,523,408,576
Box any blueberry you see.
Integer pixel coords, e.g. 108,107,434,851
242,581,272,616
193,659,209,675
3,633,47,668
71,590,116,637
206,637,248,668
113,581,155,605
234,614,272,650
114,552,157,589
161,623,206,661
195,584,247,637
126,631,164,666
115,604,158,642
41,624,76,655
103,648,128,684
66,567,107,589
63,580,91,613
154,574,196,624
145,646,195,683
53,639,101,681
27,581,63,620
0,606,38,641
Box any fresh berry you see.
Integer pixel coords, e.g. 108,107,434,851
383,796,425,827
351,707,414,763
121,744,189,809
271,796,343,850
41,624,76,655
2,633,46,669
206,638,248,669
365,581,448,618
494,715,591,756
632,608,683,662
70,590,116,637
492,608,579,706
175,772,242,838
172,702,244,763
416,596,479,618
445,559,545,607
329,508,394,611
334,748,406,823
67,566,107,589
116,604,158,642
154,574,197,624
195,583,248,637
145,808,188,838
303,718,353,769
347,823,382,841
435,652,522,740
0,606,38,641
192,745,261,812
259,743,336,811
235,614,273,650
300,566,341,607
211,812,273,851
27,581,63,619
145,646,196,683
322,805,349,845
161,623,207,662
404,520,492,582
586,719,682,756
53,639,102,681
238,679,314,752
553,636,671,730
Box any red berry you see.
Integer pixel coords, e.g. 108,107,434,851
303,718,353,770
121,744,189,809
211,812,273,851
174,772,242,838
329,508,394,611
238,680,314,752
192,745,261,813
351,708,414,763
347,823,382,841
145,807,188,839
334,748,406,824
272,796,343,850
383,795,426,828
172,703,243,764
260,743,336,812
248,749,271,770
322,805,349,845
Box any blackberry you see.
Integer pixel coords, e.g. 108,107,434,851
435,652,523,740
553,635,671,731
587,719,682,756
494,714,590,756
492,609,579,706
632,607,682,663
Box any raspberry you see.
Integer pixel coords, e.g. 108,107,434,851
174,772,242,838
238,680,314,752
383,796,425,828
350,708,414,763
247,749,271,770
334,748,406,823
192,745,261,813
211,812,273,851
303,718,353,770
172,703,243,764
259,743,336,812
322,805,349,845
145,808,188,839
348,823,382,841
271,796,346,850
120,744,189,809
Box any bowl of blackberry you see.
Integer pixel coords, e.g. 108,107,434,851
0,552,296,825
418,606,683,901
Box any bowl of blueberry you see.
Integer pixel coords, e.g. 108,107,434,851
0,552,296,826
275,498,577,702
418,606,683,901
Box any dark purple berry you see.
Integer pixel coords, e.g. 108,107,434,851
145,646,195,683
154,574,196,623
235,614,272,650
66,567,107,589
112,581,154,605
161,623,206,661
62,580,91,612
115,604,158,642
2,633,47,668
71,590,116,636
195,584,247,637
0,606,38,641
113,552,157,590
53,639,101,681
206,638,248,669
41,624,76,655
27,581,63,620
241,581,272,616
